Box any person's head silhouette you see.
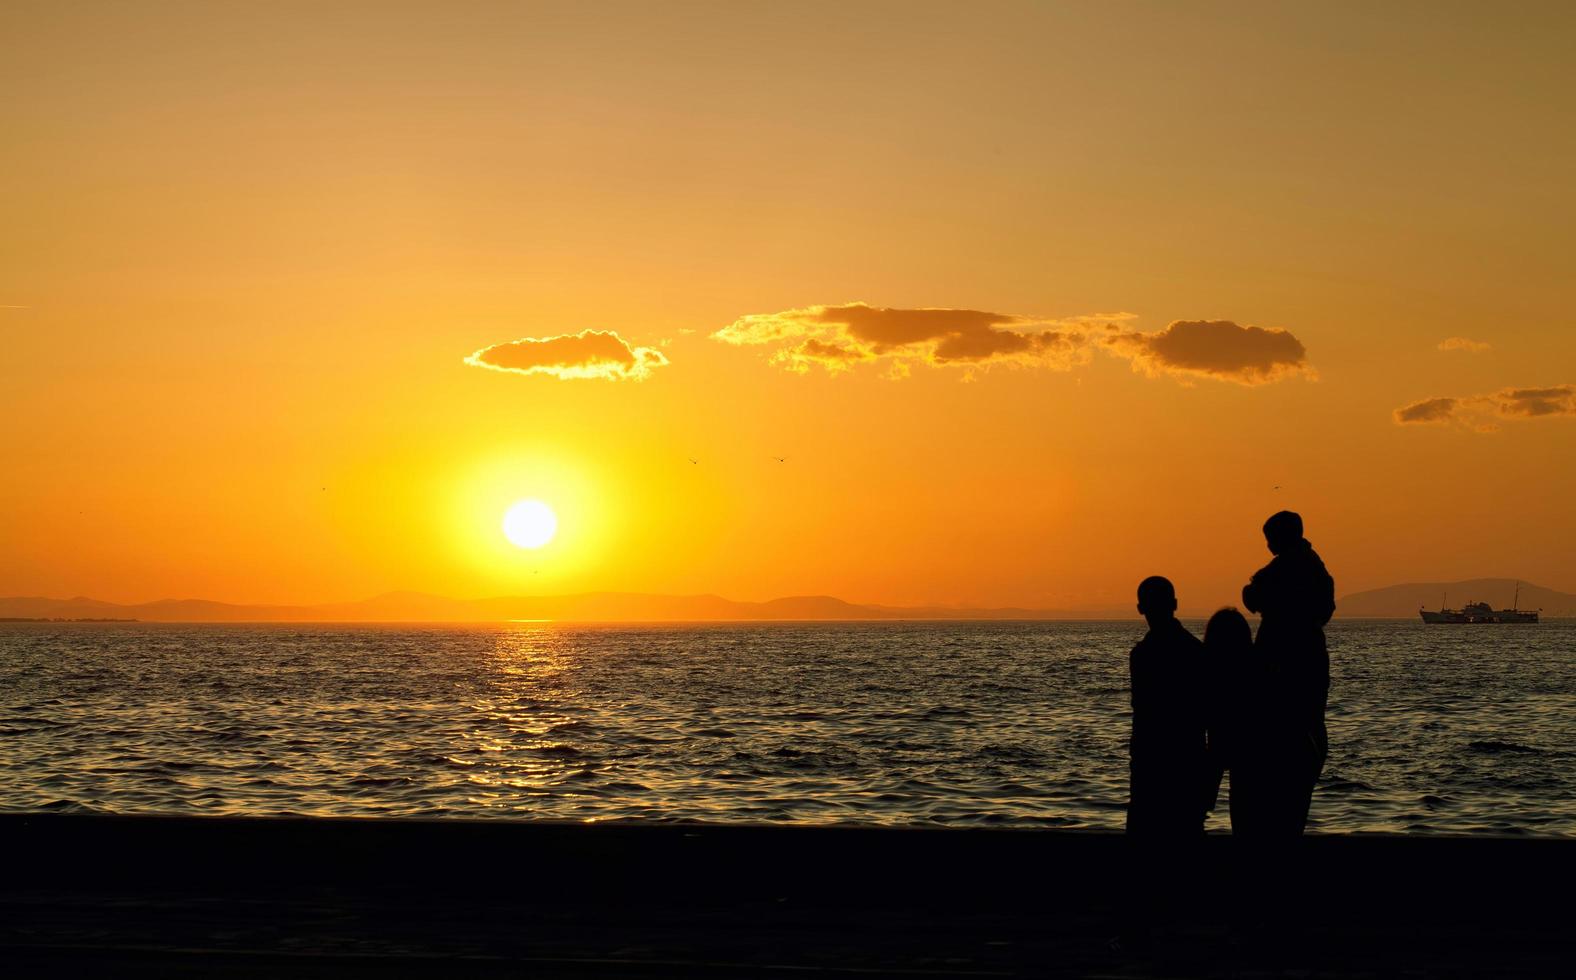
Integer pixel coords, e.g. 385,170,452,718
1136,576,1177,629
1204,607,1252,652
1262,510,1304,556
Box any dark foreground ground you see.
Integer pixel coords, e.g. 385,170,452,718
1,814,1568,978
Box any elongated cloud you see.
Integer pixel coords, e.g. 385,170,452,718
1103,319,1312,385
1394,385,1575,429
1439,336,1491,353
713,304,1313,385
466,330,668,381
713,303,1103,374
1498,385,1576,416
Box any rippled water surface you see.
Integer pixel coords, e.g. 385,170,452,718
1,621,1570,834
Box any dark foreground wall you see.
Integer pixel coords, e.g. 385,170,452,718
1,814,1568,978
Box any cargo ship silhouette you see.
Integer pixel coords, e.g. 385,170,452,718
1420,583,1540,623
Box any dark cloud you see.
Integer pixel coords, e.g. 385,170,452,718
1393,384,1574,429
1104,319,1312,385
465,330,667,381
933,325,1080,363
1394,397,1461,424
1496,385,1576,417
812,305,1023,353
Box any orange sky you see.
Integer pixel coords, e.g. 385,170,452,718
3,1,1574,611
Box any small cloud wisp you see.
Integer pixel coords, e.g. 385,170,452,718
466,330,668,381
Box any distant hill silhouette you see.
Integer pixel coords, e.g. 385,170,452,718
1337,579,1576,618
0,592,1118,623
7,580,1569,622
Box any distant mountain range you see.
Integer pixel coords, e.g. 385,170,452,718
0,591,1103,623
1334,579,1576,618
3,579,1570,622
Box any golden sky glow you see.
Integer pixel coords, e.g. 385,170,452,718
3,2,1574,611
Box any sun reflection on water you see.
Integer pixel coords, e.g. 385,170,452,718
461,626,589,806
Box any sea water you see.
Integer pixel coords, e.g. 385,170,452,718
1,620,1570,834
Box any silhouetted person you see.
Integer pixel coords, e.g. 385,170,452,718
1127,576,1209,837
1207,603,1302,941
1202,606,1278,834
1241,511,1334,835
1120,576,1209,947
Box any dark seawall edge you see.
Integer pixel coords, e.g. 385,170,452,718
2,813,1570,977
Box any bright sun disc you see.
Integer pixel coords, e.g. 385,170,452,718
502,499,558,549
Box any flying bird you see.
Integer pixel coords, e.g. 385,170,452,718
773,456,786,463
688,458,698,465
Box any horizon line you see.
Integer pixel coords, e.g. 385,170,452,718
2,573,1567,610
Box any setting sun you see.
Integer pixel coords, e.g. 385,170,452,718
502,500,558,550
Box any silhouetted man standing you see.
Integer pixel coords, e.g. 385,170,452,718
1127,575,1208,837
1121,576,1208,946
1241,511,1335,834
